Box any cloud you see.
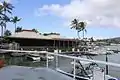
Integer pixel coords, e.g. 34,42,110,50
36,0,120,28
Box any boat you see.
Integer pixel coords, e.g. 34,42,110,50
47,55,54,60
40,54,54,61
88,47,114,55
26,53,41,61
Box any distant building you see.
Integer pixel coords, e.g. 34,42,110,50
7,30,78,50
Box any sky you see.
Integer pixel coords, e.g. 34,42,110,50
1,0,120,39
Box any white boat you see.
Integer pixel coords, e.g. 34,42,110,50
27,53,54,61
26,53,41,61
47,55,54,60
40,54,54,61
88,47,114,55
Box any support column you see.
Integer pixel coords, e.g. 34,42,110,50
63,41,65,48
76,40,77,48
68,40,69,49
59,40,60,49
72,41,74,47
53,40,55,48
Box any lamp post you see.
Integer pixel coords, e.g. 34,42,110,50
106,52,109,75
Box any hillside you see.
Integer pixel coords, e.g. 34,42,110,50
97,37,120,44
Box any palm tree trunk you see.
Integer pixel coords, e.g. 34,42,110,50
3,10,6,36
83,30,84,39
77,31,80,47
15,23,16,33
1,26,3,37
77,31,80,39
4,24,6,36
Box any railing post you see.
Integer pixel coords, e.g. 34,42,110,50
73,59,76,80
54,49,58,69
106,53,108,75
46,53,48,68
72,48,75,52
77,49,79,52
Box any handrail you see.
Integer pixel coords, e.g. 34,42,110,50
1,49,120,67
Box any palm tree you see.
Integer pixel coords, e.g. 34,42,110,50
2,1,14,15
79,22,87,39
4,29,11,36
90,37,94,42
71,19,80,39
32,28,38,33
15,26,22,32
71,19,87,39
0,4,4,37
11,16,21,32
1,1,14,33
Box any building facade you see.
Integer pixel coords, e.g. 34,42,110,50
7,30,78,50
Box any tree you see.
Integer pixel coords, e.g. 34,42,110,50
0,1,14,36
2,1,14,14
15,26,22,32
71,19,87,39
32,28,38,33
0,4,4,37
2,1,14,28
11,16,21,32
79,22,87,39
4,29,11,36
90,37,94,42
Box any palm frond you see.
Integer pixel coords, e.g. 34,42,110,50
7,4,14,10
11,16,21,23
7,10,12,14
17,18,21,21
71,18,79,30
2,1,14,14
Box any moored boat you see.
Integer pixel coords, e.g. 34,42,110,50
26,53,41,61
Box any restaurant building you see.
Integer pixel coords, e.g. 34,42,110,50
7,30,78,50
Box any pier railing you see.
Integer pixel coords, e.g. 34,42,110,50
0,49,120,80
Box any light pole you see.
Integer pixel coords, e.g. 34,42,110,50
106,52,109,75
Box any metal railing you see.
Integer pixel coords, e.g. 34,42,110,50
0,49,120,80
